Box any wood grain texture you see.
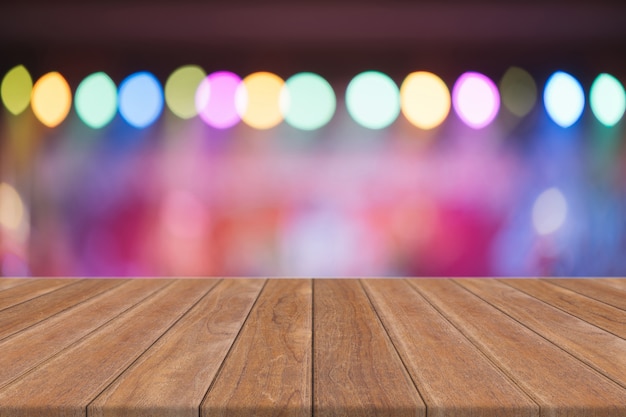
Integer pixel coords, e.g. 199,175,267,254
0,279,219,417
595,278,626,291
0,278,624,417
0,278,124,341
0,279,169,389
457,279,626,390
408,279,626,417
0,278,30,291
202,279,310,417
547,278,626,311
0,279,76,311
314,279,425,417
501,278,626,339
362,279,538,417
90,279,265,417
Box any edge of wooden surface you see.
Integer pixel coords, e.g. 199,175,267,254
0,277,625,417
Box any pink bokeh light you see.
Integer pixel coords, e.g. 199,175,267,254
195,71,242,129
452,72,500,129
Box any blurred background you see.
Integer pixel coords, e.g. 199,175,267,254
1,0,626,277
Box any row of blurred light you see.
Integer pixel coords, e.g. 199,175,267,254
1,65,625,131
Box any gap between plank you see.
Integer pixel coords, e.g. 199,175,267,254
198,278,270,417
545,280,626,311
311,279,315,417
453,279,626,393
0,280,176,392
85,279,222,417
404,279,543,413
358,279,429,416
0,279,129,344
497,279,626,342
0,280,80,313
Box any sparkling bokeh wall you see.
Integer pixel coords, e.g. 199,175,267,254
2,0,626,277
1,63,626,277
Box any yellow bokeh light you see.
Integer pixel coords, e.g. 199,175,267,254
235,72,284,129
500,66,537,118
31,72,72,128
165,65,206,119
400,71,450,130
1,65,33,115
0,183,24,231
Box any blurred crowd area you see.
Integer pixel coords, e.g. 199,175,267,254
2,97,626,278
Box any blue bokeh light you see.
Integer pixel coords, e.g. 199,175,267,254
118,72,164,128
543,71,585,128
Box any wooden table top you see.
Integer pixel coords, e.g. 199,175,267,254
0,278,625,417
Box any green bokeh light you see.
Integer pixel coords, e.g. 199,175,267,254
499,66,537,118
281,72,336,130
346,71,400,129
590,73,625,127
1,65,33,115
165,65,206,119
75,72,117,129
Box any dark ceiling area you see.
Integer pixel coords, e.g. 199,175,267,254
1,1,626,84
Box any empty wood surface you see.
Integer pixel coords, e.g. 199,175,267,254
0,278,77,311
547,278,626,311
457,279,626,390
0,277,625,417
601,278,626,291
361,279,537,417
91,279,265,417
408,279,626,417
0,279,124,340
314,279,425,417
0,279,169,389
0,278,30,291
501,279,626,339
202,279,310,417
0,279,218,417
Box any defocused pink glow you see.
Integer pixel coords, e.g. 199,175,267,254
452,72,500,129
196,71,242,129
161,190,208,239
2,66,623,278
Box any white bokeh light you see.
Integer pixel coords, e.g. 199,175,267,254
543,72,585,128
532,187,568,235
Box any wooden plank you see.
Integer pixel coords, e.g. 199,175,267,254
0,279,77,311
201,279,310,417
501,278,626,339
362,279,538,417
0,279,219,417
599,278,626,291
458,279,626,390
0,278,30,291
90,279,265,417
0,279,169,389
0,278,124,341
313,279,425,417
547,278,626,311
408,279,626,417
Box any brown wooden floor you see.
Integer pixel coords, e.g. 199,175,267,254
0,278,625,417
